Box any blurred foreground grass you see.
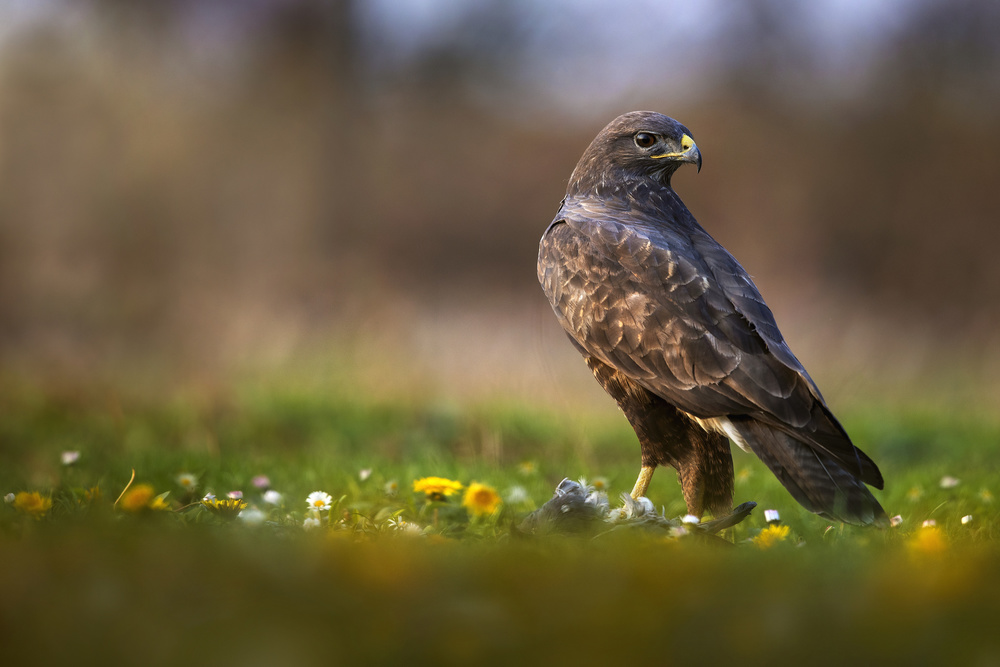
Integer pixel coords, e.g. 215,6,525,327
2,376,999,666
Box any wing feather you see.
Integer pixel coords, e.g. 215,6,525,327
539,207,882,488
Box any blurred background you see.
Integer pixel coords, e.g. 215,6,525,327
1,0,998,410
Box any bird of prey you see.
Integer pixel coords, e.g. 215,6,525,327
538,111,887,526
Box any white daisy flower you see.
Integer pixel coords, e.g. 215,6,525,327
175,472,198,492
505,485,529,504
939,476,960,489
306,491,333,512
303,516,321,530
239,507,266,525
388,516,422,534
359,468,372,482
263,489,283,505
61,451,80,466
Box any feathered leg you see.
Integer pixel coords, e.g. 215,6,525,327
586,356,734,518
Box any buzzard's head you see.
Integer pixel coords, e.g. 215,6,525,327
567,111,701,197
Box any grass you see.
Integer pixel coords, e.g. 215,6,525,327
2,376,999,666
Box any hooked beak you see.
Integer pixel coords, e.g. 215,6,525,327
650,134,702,172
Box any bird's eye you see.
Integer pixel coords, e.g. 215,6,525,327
634,132,656,148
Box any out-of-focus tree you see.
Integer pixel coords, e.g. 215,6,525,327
0,0,997,388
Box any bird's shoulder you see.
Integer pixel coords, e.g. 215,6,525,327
541,195,697,283
539,194,824,415
541,195,752,321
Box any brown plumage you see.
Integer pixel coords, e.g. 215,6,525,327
538,111,887,526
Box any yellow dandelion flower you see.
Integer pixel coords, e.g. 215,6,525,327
119,484,156,512
752,524,791,549
201,497,248,520
906,486,923,502
908,524,947,555
463,482,502,517
979,489,993,503
118,484,171,512
413,477,463,502
517,461,537,476
84,486,102,503
13,492,52,519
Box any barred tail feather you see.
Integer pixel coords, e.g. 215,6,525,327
729,417,888,527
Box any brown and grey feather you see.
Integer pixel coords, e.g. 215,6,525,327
538,111,886,526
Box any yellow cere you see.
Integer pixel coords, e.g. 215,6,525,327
650,134,697,159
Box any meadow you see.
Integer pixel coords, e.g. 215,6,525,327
3,373,999,666
2,3,999,665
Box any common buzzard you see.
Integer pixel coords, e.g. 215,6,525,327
538,111,886,526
